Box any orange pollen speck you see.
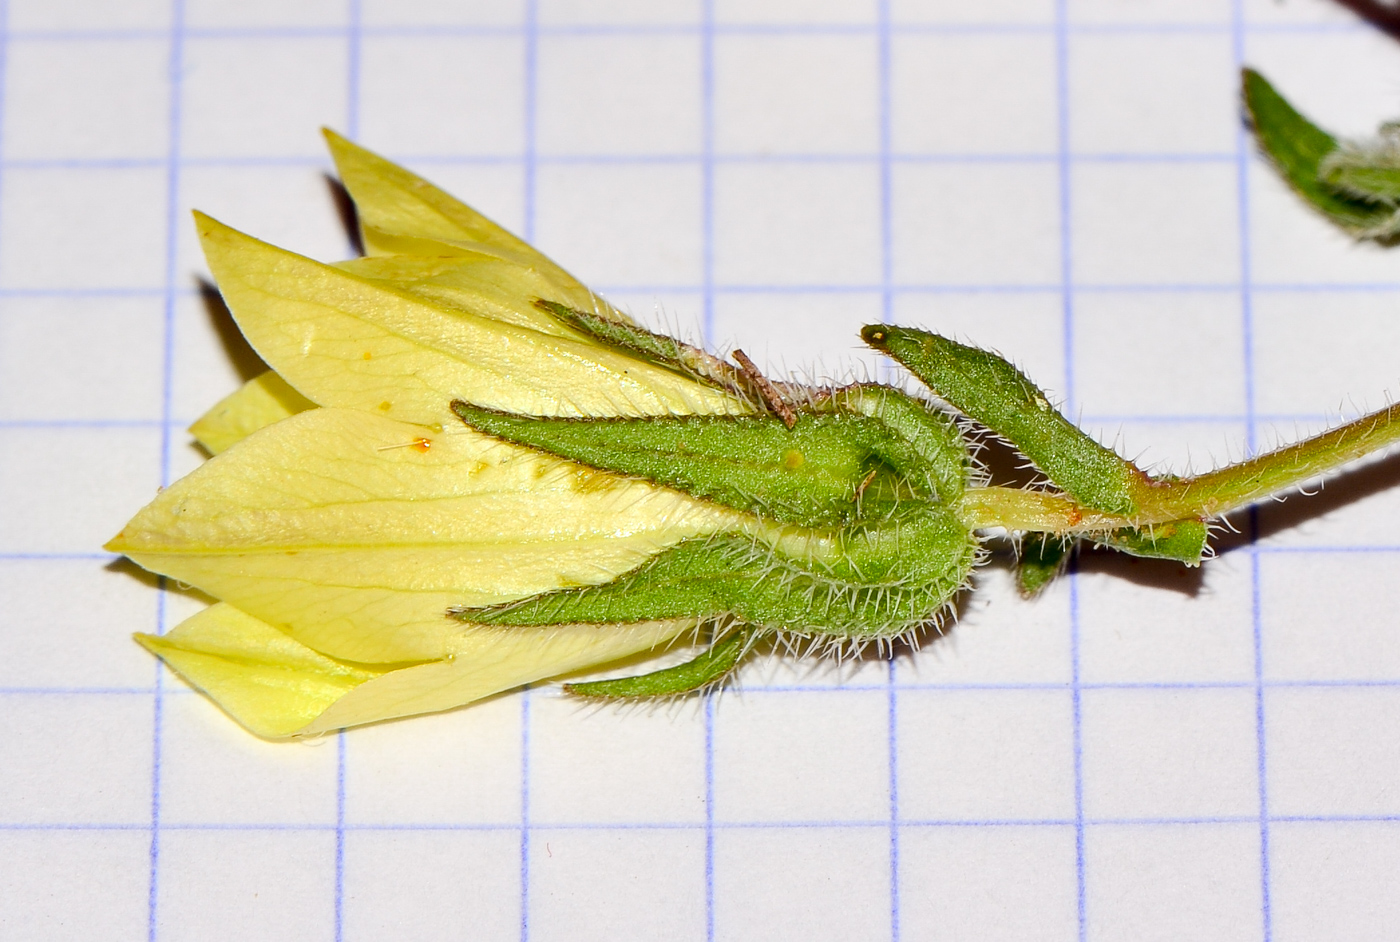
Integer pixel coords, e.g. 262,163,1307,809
362,351,373,360
410,438,432,453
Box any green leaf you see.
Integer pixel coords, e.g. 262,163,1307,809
862,325,1144,516
1015,519,1206,598
1242,68,1396,236
1317,129,1400,212
1017,533,1069,597
1096,519,1208,565
566,629,752,698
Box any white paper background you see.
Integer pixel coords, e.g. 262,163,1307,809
2,0,1400,940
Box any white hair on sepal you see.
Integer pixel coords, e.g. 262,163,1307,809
557,616,766,711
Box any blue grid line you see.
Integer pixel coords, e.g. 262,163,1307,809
13,280,1400,297
0,19,1382,44
518,4,539,938
1232,3,1274,938
344,0,361,142
334,733,346,942
8,537,1400,565
332,4,360,937
0,687,162,695
0,419,171,428
875,2,901,938
8,674,1400,698
694,7,716,940
34,671,1400,692
0,151,1244,169
600,280,1400,293
146,0,186,938
1255,545,1400,554
8,812,1400,833
0,0,9,310
1053,2,1089,938
0,552,118,560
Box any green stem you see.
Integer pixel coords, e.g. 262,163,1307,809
956,487,1127,533
1133,401,1400,521
962,402,1400,533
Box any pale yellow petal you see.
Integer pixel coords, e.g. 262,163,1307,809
188,370,317,454
322,129,632,321
109,408,746,662
299,618,693,736
136,602,385,739
330,254,586,337
345,226,634,324
323,128,538,256
139,602,692,739
196,212,746,425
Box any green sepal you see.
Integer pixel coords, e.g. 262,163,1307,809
565,629,752,698
862,325,1142,516
1017,533,1070,597
536,299,748,395
1319,136,1400,205
451,400,959,528
1242,68,1399,237
454,505,977,638
1096,519,1208,565
832,385,969,506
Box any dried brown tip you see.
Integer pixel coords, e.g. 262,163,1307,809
732,348,797,429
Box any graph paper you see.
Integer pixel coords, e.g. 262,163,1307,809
2,0,1399,939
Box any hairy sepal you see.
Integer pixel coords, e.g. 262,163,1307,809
536,299,749,393
455,504,977,640
453,400,967,528
566,628,753,699
1319,130,1400,204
